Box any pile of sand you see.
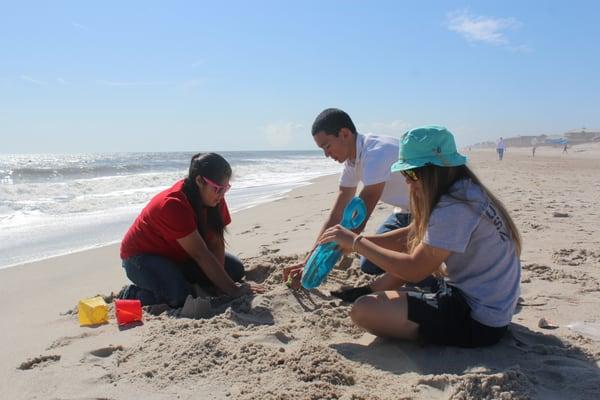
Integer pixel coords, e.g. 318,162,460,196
72,254,594,399
12,253,600,399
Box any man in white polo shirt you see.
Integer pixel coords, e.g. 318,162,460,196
284,108,410,287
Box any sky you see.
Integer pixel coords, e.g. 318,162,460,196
1,1,599,153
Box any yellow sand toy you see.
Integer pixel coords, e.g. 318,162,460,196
78,296,109,326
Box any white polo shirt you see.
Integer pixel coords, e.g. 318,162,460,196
339,133,410,212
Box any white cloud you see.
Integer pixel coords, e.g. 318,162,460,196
358,120,411,136
447,10,519,46
263,122,303,148
190,59,205,68
20,75,47,86
56,77,68,84
97,80,170,87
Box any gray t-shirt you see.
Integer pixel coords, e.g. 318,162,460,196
423,179,521,327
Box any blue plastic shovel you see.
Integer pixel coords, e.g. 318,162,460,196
301,197,367,289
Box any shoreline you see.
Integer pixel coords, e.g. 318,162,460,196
0,240,121,271
0,173,338,271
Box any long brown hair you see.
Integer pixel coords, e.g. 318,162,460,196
407,164,521,259
182,152,232,242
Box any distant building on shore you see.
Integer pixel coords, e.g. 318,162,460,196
504,135,545,147
470,128,600,148
565,128,600,144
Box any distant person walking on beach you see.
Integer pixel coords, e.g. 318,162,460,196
496,137,505,160
563,143,568,154
283,108,411,287
531,138,537,157
318,126,521,347
119,153,264,307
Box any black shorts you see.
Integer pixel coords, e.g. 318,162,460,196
406,283,508,348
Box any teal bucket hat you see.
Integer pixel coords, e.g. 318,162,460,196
391,125,467,172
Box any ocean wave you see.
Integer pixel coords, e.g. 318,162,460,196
0,151,327,183
1,164,184,183
0,150,339,267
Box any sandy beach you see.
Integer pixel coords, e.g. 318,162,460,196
1,144,599,400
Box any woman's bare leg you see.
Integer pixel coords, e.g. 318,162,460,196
350,290,419,340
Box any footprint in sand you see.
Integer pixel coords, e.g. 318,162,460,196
89,345,124,358
553,248,599,266
536,369,566,388
522,263,552,277
274,330,293,344
523,262,597,287
241,224,262,235
46,331,100,350
528,222,546,231
259,247,280,256
517,296,548,307
18,354,61,370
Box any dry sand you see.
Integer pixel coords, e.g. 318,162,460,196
1,144,599,399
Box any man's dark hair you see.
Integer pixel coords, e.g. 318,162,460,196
311,108,357,136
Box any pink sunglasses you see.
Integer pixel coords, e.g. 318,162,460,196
202,176,231,195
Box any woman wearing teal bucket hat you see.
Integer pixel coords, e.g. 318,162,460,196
320,125,522,347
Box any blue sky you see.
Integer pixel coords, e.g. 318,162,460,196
1,1,599,152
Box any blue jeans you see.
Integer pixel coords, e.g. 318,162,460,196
121,252,245,307
360,212,411,275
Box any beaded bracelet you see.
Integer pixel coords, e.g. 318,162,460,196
352,234,364,252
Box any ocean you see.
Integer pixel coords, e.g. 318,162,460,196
0,151,339,269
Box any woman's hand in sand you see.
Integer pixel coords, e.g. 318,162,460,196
233,282,266,297
318,224,355,252
282,263,303,290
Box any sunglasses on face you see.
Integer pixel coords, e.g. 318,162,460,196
401,169,419,181
202,176,231,195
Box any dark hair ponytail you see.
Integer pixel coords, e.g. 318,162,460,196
182,152,232,242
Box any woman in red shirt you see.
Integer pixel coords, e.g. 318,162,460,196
120,152,262,307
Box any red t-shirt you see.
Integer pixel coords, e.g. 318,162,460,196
120,180,231,263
